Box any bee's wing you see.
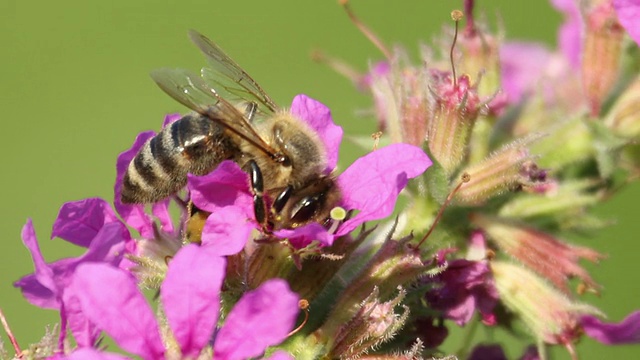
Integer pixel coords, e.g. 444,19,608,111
188,29,279,116
150,68,278,157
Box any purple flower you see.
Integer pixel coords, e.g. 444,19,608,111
424,233,498,326
424,257,498,326
189,94,432,248
65,244,299,359
613,0,640,46
551,0,583,67
468,344,507,360
14,198,129,347
500,43,552,104
468,344,540,360
581,310,640,344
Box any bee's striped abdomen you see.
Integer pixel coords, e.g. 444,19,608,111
121,114,237,204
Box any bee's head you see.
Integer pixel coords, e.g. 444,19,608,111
267,114,327,187
271,176,341,230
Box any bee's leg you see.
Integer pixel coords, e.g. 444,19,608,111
184,200,209,244
248,160,270,233
272,185,293,215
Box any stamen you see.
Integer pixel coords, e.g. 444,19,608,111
416,173,471,248
328,207,347,234
340,0,392,60
0,307,22,356
450,10,464,88
287,299,310,337
330,206,347,221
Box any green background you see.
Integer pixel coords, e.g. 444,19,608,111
1,1,638,359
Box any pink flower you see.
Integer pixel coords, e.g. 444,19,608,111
613,0,640,46
581,310,640,344
65,244,299,360
14,198,129,347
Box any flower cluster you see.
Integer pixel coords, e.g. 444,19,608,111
5,1,640,360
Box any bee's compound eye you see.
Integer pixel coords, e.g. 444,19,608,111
290,196,320,224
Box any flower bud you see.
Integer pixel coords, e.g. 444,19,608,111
328,287,409,359
428,73,482,174
472,213,604,293
320,235,425,338
491,261,602,345
530,117,593,169
582,1,624,116
455,138,536,205
498,179,600,220
604,75,640,139
458,25,503,103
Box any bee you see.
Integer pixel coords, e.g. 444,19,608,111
121,30,341,231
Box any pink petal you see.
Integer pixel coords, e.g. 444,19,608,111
21,220,56,289
162,113,182,127
152,199,175,234
161,245,226,357
51,198,121,247
290,94,343,172
500,42,552,103
201,206,253,255
188,161,253,219
68,263,164,360
337,144,432,235
214,279,299,360
581,310,640,344
62,294,100,348
15,222,127,310
274,222,334,248
614,0,640,47
551,0,583,66
114,131,156,239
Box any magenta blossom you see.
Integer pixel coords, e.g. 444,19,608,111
14,198,129,346
189,94,432,248
423,256,498,326
64,244,299,360
581,310,640,345
423,233,498,326
614,0,640,46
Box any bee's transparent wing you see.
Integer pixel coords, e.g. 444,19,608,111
189,30,279,116
150,68,278,156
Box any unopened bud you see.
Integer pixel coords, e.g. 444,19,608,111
428,74,482,174
455,138,535,205
491,261,602,345
530,117,593,169
582,1,624,116
328,287,409,359
472,213,604,293
320,235,424,338
604,75,640,139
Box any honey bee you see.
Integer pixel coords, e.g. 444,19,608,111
121,30,341,231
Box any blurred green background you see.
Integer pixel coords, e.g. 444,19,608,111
1,0,638,359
